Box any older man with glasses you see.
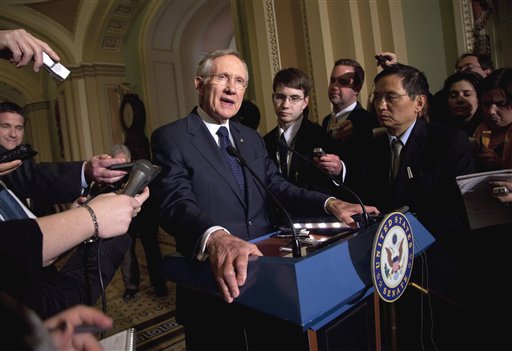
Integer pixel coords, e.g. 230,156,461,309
347,63,476,351
150,49,379,351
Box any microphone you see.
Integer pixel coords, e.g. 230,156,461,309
226,146,302,258
120,159,161,196
277,139,370,228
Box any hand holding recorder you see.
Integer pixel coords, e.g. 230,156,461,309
0,29,69,80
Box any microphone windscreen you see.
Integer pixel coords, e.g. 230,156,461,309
120,159,161,196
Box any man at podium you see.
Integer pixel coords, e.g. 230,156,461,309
150,49,379,350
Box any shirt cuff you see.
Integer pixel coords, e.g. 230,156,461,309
196,226,231,261
81,162,88,189
324,196,337,214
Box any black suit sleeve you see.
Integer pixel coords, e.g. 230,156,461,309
2,159,84,204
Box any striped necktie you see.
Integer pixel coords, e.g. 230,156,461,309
217,126,245,197
0,185,29,221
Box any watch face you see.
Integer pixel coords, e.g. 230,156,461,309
122,103,134,129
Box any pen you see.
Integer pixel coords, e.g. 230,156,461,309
47,322,108,334
74,325,109,334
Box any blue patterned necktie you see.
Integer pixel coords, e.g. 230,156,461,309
0,185,29,221
217,126,245,197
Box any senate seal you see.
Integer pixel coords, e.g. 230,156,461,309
371,212,414,302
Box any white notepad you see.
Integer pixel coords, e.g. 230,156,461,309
456,169,512,230
100,327,135,351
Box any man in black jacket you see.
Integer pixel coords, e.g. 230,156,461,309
321,58,379,185
264,67,342,196
350,63,476,350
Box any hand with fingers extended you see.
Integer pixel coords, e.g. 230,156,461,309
326,198,380,228
206,230,263,303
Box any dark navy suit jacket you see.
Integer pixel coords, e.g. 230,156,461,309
347,118,475,242
150,110,329,259
0,145,84,208
264,118,339,195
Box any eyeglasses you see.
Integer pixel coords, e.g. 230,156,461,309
456,64,481,72
207,74,247,90
371,93,409,104
329,74,354,87
273,93,305,105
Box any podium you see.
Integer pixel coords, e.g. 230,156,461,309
162,212,435,350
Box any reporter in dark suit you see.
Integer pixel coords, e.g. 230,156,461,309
0,102,129,213
0,103,135,319
321,58,379,181
151,49,379,350
349,64,475,350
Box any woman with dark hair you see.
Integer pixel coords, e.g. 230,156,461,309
431,71,483,136
473,67,512,170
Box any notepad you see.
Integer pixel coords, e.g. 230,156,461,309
456,169,512,230
100,327,135,351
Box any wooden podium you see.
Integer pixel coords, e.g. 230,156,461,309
162,212,435,350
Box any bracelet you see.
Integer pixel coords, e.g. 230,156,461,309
82,204,99,243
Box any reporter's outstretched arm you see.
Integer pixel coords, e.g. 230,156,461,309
36,187,149,265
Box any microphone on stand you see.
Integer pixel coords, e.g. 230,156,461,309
226,146,302,258
276,139,370,228
120,159,161,196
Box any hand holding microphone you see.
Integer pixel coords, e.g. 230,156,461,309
119,159,161,196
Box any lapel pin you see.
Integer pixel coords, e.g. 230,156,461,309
240,138,244,143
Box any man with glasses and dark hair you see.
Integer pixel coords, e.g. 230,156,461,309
348,63,475,351
455,52,494,77
150,49,379,350
264,67,342,195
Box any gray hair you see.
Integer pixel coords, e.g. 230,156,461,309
110,144,131,160
196,49,249,83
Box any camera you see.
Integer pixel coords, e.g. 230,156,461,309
313,147,326,157
375,54,392,65
492,186,510,196
0,144,37,163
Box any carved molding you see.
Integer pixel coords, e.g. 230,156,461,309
461,0,475,52
264,0,281,75
69,63,125,79
300,0,318,122
24,100,50,113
